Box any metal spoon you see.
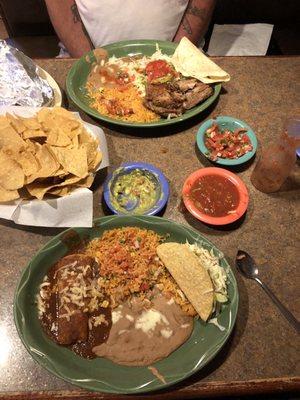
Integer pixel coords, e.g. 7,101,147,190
236,250,300,333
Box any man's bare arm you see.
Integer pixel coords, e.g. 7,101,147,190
45,0,93,57
173,0,216,45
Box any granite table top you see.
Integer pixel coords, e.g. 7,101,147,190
0,56,299,399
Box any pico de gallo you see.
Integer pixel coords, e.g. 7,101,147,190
205,124,253,161
145,59,177,83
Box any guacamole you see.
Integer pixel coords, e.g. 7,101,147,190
110,169,160,214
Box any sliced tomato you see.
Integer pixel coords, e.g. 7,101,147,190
145,60,175,82
205,124,252,160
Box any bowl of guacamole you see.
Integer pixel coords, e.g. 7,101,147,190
103,162,169,215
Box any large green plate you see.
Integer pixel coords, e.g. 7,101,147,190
14,216,238,394
66,40,221,128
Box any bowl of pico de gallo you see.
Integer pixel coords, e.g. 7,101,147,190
196,116,257,166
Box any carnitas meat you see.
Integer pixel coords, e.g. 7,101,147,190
144,78,213,118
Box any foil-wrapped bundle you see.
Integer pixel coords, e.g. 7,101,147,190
0,40,54,106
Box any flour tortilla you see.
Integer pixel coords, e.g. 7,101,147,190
171,37,230,84
157,242,214,321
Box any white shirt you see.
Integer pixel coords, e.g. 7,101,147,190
75,0,189,47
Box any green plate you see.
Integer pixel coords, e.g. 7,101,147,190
14,216,238,394
66,40,221,128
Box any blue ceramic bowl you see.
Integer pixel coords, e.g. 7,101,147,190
103,162,169,216
196,116,258,166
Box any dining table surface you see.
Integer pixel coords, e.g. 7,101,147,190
0,55,299,400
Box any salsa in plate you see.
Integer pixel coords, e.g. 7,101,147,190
189,174,240,217
182,167,249,225
205,123,253,161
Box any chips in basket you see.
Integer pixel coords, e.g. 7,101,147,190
0,107,102,202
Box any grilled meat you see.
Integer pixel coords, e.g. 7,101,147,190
144,83,184,117
144,78,213,118
183,82,214,110
175,78,198,92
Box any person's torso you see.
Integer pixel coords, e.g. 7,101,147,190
75,0,189,47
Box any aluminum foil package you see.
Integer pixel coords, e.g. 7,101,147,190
0,40,54,106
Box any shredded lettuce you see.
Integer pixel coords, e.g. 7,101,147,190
187,242,228,313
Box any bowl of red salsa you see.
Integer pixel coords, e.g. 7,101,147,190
182,167,249,225
196,116,257,166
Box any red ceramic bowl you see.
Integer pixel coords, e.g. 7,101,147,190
182,167,249,225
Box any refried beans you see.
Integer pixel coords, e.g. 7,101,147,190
93,290,193,366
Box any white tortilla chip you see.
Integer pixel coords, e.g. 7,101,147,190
171,37,230,84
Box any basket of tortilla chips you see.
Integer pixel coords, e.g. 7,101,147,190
0,107,109,227
0,107,105,202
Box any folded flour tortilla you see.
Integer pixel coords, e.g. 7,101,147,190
171,37,230,84
157,242,214,321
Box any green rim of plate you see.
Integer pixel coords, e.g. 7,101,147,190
14,216,238,394
66,40,221,128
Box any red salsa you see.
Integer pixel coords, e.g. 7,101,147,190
189,175,240,217
145,60,176,82
205,124,253,161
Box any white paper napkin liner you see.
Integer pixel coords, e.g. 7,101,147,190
207,23,274,56
11,187,93,227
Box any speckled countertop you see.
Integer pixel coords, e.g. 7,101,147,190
0,57,299,399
